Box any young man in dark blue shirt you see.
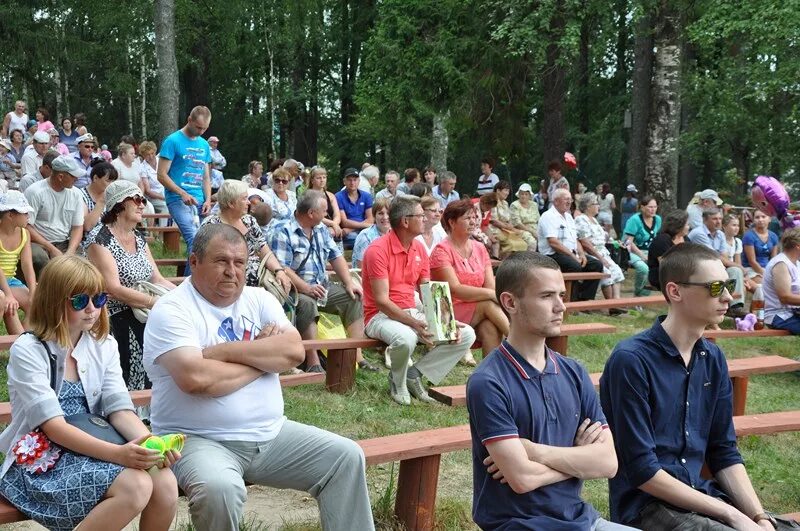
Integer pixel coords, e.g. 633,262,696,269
601,243,790,530
467,252,633,530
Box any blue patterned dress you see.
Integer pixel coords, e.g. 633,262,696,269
0,380,124,531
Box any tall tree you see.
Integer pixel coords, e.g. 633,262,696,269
643,1,681,210
155,0,179,140
627,7,653,192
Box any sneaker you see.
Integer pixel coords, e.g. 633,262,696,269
406,376,437,403
388,372,411,405
608,308,627,317
306,364,325,374
460,351,477,367
358,359,380,372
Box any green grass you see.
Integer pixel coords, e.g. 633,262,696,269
2,243,799,529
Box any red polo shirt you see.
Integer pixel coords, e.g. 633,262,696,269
361,229,430,326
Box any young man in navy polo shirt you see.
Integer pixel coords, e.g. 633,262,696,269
601,243,791,530
336,167,373,249
467,252,632,530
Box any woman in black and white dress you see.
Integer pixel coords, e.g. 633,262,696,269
86,181,175,392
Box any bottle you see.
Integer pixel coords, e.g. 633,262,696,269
750,285,764,330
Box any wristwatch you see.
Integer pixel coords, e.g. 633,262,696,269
752,512,777,526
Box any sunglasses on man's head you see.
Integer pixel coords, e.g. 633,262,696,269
677,279,736,298
69,292,108,311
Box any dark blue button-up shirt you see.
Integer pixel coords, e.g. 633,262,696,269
599,316,744,525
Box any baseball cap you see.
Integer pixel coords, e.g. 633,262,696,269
344,167,360,178
32,131,51,143
698,189,722,205
0,191,34,214
77,133,95,145
626,184,638,193
51,155,85,177
105,180,144,211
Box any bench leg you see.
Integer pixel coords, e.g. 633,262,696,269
545,336,569,356
163,231,181,253
176,263,186,276
395,455,441,531
731,376,748,416
325,348,357,393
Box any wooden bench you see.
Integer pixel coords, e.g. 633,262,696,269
0,334,378,395
355,411,800,531
145,226,182,252
561,272,609,301
0,372,325,425
430,355,800,411
544,322,616,356
154,258,187,276
704,328,792,341
564,293,666,315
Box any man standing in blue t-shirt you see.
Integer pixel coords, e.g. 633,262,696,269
335,167,373,249
467,251,632,531
157,106,213,266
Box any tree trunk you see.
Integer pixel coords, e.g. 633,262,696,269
542,0,567,170
140,55,147,139
615,0,629,185
730,138,750,194
644,4,681,212
577,18,590,166
627,11,654,192
430,111,449,172
154,0,179,140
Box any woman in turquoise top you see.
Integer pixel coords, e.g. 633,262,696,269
622,195,661,296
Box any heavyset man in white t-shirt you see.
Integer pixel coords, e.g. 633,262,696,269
143,223,374,531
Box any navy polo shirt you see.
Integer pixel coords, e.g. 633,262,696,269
467,340,604,530
335,189,373,223
599,316,744,525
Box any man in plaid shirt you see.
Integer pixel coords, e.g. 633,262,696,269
269,190,373,373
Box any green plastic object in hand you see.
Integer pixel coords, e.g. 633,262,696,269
141,433,186,456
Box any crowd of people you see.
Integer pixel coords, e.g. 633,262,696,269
0,99,797,530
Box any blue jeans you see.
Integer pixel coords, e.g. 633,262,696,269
770,313,800,334
167,200,199,274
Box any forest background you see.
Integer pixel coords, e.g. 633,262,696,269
1,0,798,210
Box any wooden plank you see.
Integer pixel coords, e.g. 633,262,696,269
704,329,791,340
326,347,358,394
358,424,471,466
565,294,666,313
0,372,325,424
395,455,441,531
734,411,800,437
545,323,617,356
431,355,800,408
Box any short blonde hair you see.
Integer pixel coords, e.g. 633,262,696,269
217,179,249,210
420,195,439,211
373,197,391,215
117,142,134,157
29,255,109,348
138,140,157,158
780,227,800,251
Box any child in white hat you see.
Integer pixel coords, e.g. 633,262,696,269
0,190,36,333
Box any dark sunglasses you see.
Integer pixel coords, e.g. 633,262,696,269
126,196,147,206
677,279,736,298
69,292,108,311
274,179,289,185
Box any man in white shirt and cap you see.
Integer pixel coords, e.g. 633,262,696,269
72,133,99,188
24,155,86,276
687,189,722,230
20,131,51,177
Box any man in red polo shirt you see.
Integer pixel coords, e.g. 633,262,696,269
362,196,476,405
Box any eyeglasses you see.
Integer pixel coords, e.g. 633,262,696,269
69,292,108,311
677,279,736,298
405,213,425,219
274,179,289,185
126,196,147,206
424,209,443,214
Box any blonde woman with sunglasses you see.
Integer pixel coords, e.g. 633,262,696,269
0,255,179,531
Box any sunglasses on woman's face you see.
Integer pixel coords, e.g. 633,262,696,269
69,292,108,311
677,279,736,298
274,179,289,185
126,196,147,206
